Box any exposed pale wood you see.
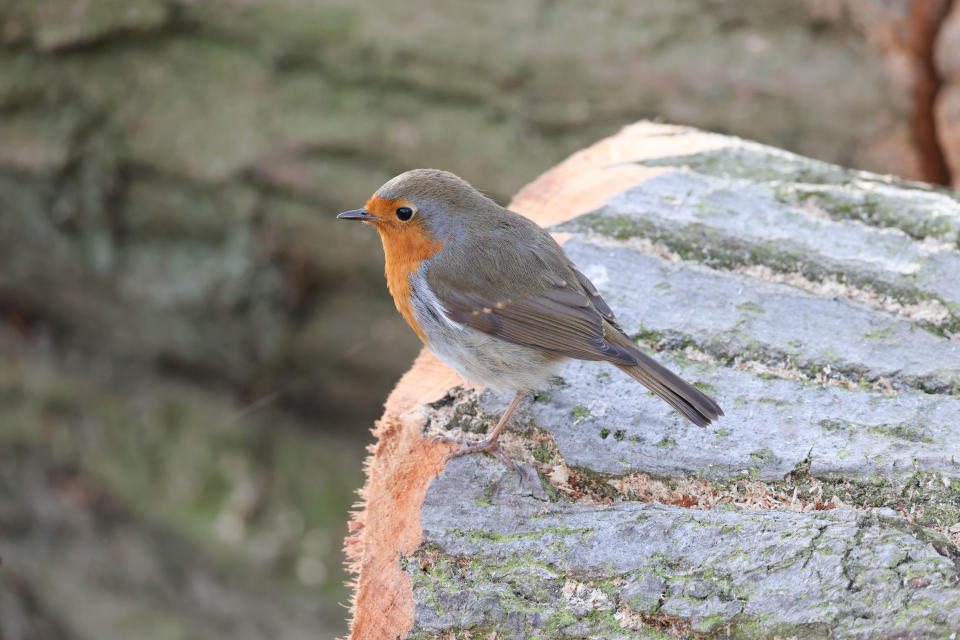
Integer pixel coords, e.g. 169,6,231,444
509,122,726,225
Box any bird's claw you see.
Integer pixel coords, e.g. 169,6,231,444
441,437,515,470
433,435,515,471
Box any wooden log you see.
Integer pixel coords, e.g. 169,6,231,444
343,122,960,639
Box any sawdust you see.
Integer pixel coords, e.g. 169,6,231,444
731,356,897,394
734,264,950,325
508,428,960,549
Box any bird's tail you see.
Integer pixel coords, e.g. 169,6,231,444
613,345,723,427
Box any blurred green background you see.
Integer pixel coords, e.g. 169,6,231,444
1,1,956,638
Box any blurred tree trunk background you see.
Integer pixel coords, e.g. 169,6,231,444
1,1,959,638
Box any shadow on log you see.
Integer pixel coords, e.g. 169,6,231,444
343,122,960,639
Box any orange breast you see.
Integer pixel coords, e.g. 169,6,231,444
366,196,443,343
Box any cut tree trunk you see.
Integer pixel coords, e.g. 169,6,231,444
343,122,960,639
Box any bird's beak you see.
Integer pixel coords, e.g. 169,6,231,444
336,208,377,222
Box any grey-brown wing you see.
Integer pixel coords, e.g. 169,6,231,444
436,280,638,366
569,265,624,333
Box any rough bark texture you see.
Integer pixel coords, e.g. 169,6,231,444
345,123,960,639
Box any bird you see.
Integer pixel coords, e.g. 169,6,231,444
337,169,722,469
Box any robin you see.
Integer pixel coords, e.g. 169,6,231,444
338,169,722,469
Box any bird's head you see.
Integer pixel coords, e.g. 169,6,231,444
336,169,497,250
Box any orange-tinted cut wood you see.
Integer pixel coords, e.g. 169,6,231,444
365,195,443,343
342,351,465,640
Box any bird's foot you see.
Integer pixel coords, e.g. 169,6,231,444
431,434,515,470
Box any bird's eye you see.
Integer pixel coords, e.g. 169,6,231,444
395,206,414,221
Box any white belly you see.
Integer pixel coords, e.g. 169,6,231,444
410,275,561,392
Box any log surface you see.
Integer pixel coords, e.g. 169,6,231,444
344,123,960,639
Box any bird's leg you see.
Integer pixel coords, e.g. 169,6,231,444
432,390,525,470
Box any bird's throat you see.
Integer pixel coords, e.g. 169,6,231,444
376,221,443,343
